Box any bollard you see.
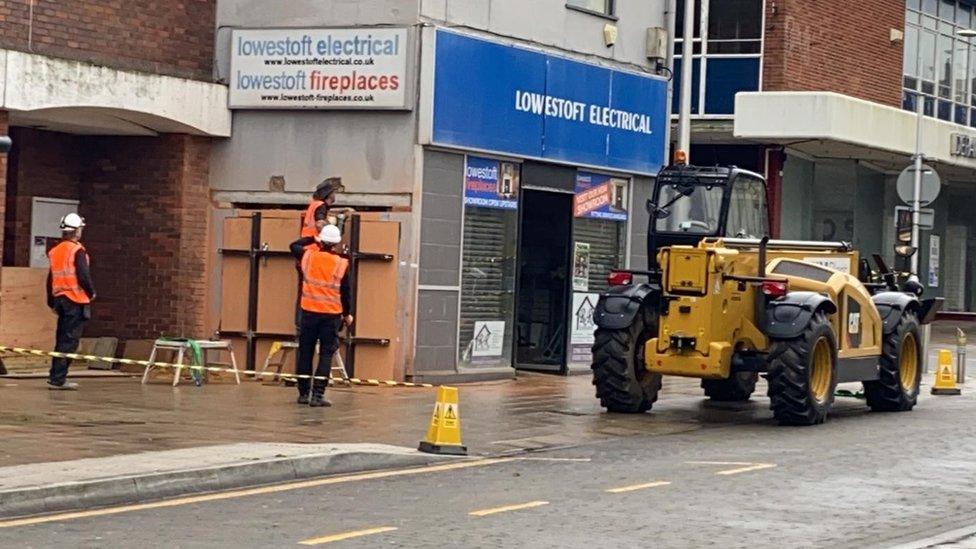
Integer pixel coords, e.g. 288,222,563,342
957,328,968,384
923,324,932,374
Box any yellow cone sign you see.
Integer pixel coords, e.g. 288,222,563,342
932,349,961,395
419,386,467,455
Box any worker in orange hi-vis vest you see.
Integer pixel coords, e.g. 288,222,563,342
301,177,345,241
46,213,96,390
289,225,353,407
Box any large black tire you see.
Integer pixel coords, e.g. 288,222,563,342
864,312,921,412
591,310,662,413
767,312,838,425
701,371,758,401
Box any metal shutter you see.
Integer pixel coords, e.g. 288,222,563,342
573,218,626,294
458,207,516,362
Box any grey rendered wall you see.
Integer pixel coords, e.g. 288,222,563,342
415,150,464,373
421,0,666,71
209,111,417,195
780,154,814,240
629,175,653,270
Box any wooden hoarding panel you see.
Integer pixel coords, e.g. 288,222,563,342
256,257,298,335
220,256,249,333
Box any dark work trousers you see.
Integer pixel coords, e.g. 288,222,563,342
296,311,342,397
49,296,88,385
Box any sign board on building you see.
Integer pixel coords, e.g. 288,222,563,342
929,234,940,287
951,132,976,158
229,28,410,109
574,172,628,221
471,321,505,358
463,156,520,210
569,293,599,365
431,30,668,175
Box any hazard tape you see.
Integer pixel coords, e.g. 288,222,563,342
0,345,434,388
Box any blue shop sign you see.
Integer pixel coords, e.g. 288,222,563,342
432,29,668,175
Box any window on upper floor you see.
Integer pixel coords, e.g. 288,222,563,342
707,0,762,54
904,0,976,127
673,0,763,116
566,0,614,17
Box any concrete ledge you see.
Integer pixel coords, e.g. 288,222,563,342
410,368,516,384
0,443,452,519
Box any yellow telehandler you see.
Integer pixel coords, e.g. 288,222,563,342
591,165,941,425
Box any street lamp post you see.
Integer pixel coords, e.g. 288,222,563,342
677,0,694,162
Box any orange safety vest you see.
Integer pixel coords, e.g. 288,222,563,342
301,199,326,238
300,249,348,314
48,241,91,305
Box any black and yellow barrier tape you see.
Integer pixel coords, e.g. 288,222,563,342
0,345,434,388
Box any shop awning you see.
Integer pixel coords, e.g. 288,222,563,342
0,49,231,137
734,92,976,178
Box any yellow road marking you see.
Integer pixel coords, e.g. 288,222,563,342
512,457,592,462
469,500,549,517
606,481,671,493
685,461,777,475
714,463,776,476
298,526,397,545
0,458,515,530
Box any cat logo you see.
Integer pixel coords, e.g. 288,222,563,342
848,312,861,335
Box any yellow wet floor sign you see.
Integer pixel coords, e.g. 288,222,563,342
932,349,962,395
419,386,467,455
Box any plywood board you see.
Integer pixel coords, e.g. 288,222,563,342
354,221,399,340
220,256,249,333
0,267,56,352
256,257,299,335
261,216,302,251
351,342,397,382
222,217,252,251
77,337,118,369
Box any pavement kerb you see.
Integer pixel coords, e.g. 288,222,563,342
0,447,458,520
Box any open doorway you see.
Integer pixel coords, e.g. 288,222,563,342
514,189,573,372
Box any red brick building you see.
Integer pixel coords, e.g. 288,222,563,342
0,0,229,345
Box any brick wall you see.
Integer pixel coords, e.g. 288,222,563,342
2,128,81,266
79,134,212,340
0,0,215,81
762,0,905,107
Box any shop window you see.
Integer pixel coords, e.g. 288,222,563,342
457,156,519,369
707,0,762,54
566,0,614,16
726,175,768,239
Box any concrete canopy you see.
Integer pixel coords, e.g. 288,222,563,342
733,92,976,180
0,49,231,137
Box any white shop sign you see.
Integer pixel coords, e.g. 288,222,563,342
229,28,409,109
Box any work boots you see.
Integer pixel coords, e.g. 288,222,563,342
297,394,310,405
309,383,332,407
309,395,332,407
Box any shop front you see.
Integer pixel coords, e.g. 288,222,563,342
735,91,976,313
412,29,668,379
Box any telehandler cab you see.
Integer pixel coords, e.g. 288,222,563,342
591,165,942,425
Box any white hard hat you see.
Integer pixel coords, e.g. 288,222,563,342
318,224,342,244
60,213,85,231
